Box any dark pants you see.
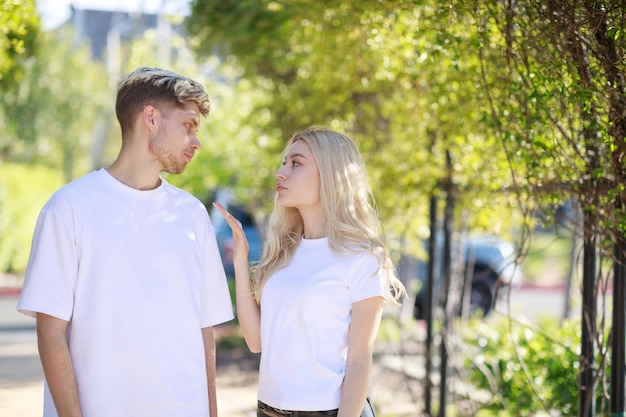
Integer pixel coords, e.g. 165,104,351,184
257,398,376,417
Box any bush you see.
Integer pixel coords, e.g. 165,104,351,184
462,317,583,416
0,163,62,273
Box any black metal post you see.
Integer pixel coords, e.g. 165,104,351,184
580,224,596,417
610,197,626,414
439,154,455,417
423,192,438,416
439,194,452,417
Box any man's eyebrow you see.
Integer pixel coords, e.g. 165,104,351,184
184,114,200,128
183,109,200,120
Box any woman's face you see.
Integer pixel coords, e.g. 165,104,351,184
275,140,321,211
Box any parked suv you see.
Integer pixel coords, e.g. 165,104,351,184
410,235,521,319
209,191,264,277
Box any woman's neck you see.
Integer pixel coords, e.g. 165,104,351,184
300,208,327,239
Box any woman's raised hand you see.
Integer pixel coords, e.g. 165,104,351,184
213,202,261,351
212,202,249,262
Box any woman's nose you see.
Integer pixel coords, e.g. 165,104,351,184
275,167,287,180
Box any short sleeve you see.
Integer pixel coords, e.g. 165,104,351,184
17,203,77,321
348,253,387,303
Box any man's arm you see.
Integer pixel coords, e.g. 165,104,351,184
202,326,218,417
36,313,82,417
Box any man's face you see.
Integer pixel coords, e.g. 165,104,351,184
149,102,202,174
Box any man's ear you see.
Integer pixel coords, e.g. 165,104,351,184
142,105,157,130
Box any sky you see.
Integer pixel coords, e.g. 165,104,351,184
36,0,191,29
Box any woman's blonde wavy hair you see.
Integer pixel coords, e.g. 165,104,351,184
252,126,405,305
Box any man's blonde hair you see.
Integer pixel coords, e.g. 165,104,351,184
115,67,210,137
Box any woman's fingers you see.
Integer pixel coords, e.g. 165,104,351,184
212,202,243,231
212,201,228,218
212,202,250,257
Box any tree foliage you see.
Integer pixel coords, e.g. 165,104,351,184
186,0,522,254
0,0,40,87
464,1,626,412
0,0,40,88
471,0,626,235
0,163,63,272
0,26,109,180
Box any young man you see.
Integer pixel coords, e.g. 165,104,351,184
18,67,233,417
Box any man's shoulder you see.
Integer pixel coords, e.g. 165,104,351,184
34,171,103,223
162,181,208,212
49,170,102,201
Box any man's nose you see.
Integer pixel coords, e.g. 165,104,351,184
191,134,201,150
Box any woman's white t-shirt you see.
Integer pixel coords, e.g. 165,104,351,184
257,237,386,411
18,168,234,417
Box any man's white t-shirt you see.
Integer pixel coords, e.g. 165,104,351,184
18,168,234,417
257,237,386,411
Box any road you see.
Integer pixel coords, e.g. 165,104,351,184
0,294,42,417
496,283,578,322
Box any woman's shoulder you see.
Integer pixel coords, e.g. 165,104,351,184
340,248,381,270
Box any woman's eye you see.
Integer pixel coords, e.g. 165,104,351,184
281,159,300,167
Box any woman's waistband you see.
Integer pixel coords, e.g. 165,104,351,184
257,400,338,417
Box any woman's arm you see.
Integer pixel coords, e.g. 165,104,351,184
37,313,83,417
212,202,262,352
338,296,385,417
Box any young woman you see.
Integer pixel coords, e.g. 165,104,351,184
214,126,405,417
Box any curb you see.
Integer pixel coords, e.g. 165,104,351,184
0,287,21,297
518,282,567,291
518,282,614,292
0,274,23,297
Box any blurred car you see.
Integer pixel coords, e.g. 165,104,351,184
410,235,521,319
209,192,264,277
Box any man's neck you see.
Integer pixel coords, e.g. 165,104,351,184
106,157,162,191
